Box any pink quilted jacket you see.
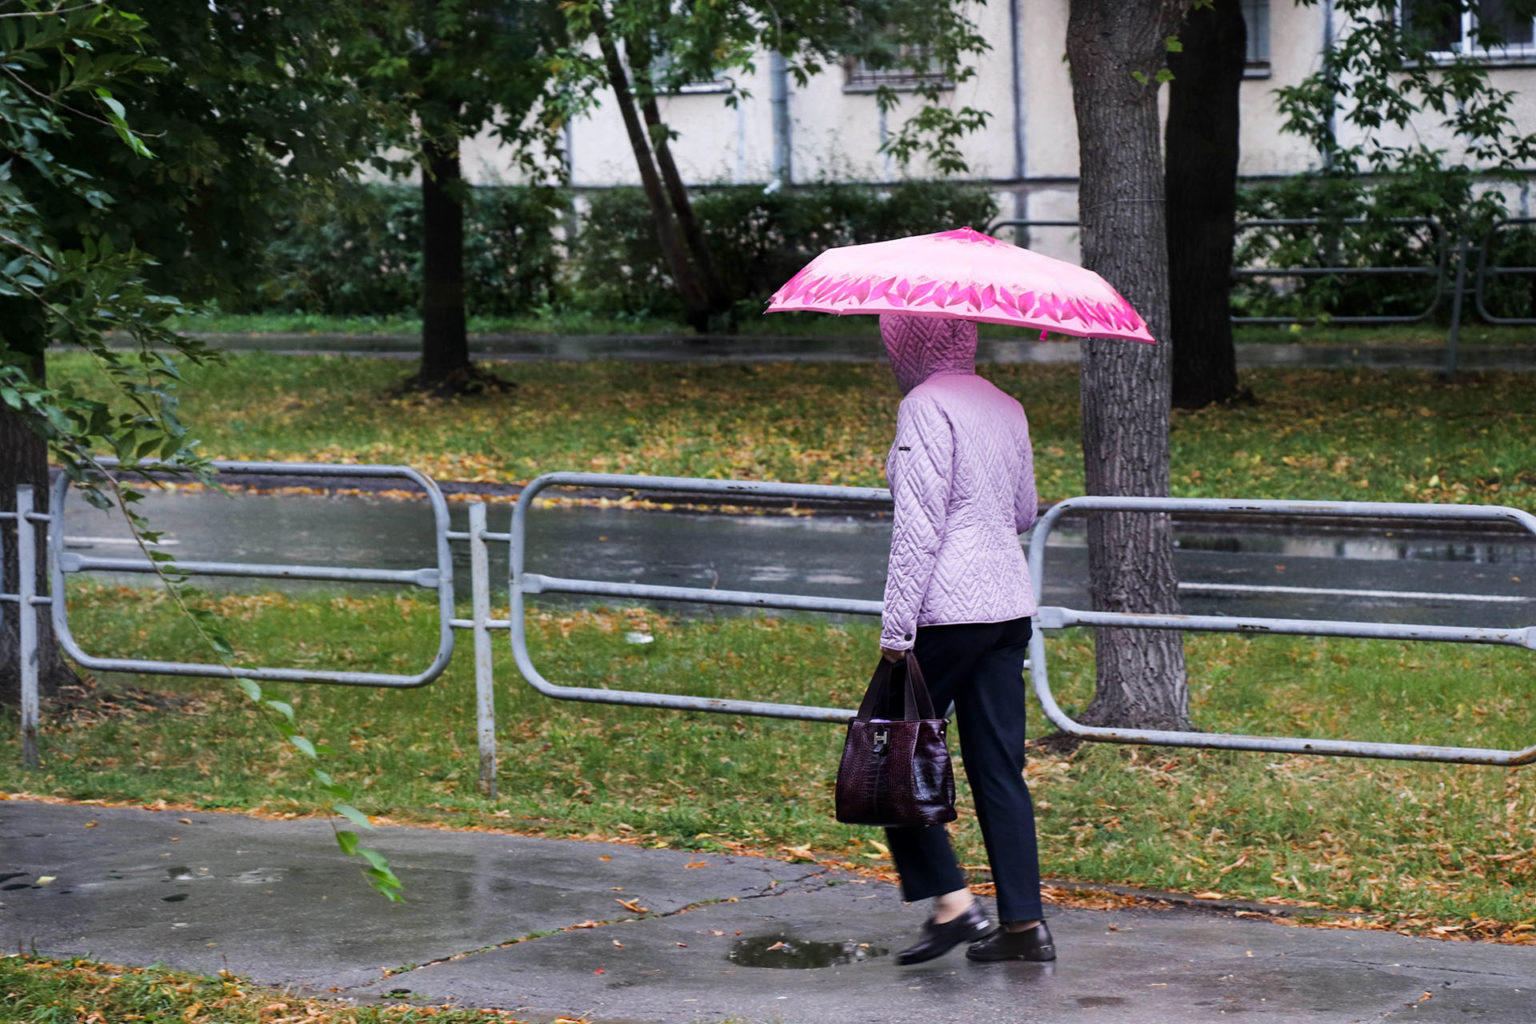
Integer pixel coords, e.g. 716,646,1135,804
879,314,1039,651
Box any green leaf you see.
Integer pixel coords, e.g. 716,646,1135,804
289,734,317,758
358,846,391,872
235,678,262,702
368,871,405,902
335,830,360,855
333,803,372,829
265,699,295,722
1165,35,1183,53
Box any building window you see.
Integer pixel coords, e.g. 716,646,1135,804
843,45,951,92
1242,0,1272,76
645,41,731,94
1401,0,1536,60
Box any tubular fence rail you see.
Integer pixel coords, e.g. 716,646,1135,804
986,215,1536,372
4,465,1534,788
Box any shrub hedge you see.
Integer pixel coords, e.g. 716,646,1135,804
567,181,999,320
237,180,997,321
1233,166,1535,323
234,174,1533,327
241,183,565,317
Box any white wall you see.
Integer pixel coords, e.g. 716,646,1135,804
459,0,1536,240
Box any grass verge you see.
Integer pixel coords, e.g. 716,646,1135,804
170,312,1535,348
5,586,1534,938
46,353,1536,508
0,955,529,1023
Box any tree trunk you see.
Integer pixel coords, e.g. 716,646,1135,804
626,32,732,326
1,351,80,708
1166,0,1246,409
1066,0,1192,731
592,16,714,331
418,130,470,386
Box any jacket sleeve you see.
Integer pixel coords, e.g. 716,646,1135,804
880,396,953,651
1013,418,1038,534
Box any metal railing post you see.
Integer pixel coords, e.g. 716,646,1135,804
1444,235,1469,377
469,502,497,798
17,485,39,769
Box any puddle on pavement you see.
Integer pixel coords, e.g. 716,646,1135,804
166,866,193,880
727,933,887,969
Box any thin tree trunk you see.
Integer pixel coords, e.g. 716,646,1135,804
626,32,731,324
1,351,80,708
1067,0,1192,731
592,15,713,330
418,129,469,386
1167,0,1246,408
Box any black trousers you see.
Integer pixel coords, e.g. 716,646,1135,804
884,616,1044,923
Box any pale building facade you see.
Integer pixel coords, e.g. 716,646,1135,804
460,0,1536,261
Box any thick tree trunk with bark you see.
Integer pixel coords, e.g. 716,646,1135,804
1067,0,1192,731
1,352,80,708
418,132,470,387
593,16,717,332
1166,0,1246,409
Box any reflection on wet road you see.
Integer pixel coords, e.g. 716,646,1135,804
60,488,1534,630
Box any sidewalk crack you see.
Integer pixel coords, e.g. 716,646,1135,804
1332,957,1518,980
373,865,850,982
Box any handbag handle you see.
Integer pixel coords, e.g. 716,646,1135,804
855,652,938,722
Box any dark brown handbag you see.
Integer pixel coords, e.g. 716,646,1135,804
834,652,957,828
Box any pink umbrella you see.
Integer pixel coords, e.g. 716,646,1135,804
765,226,1154,344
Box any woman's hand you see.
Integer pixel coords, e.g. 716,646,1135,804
880,646,906,663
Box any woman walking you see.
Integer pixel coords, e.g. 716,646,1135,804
875,312,1054,966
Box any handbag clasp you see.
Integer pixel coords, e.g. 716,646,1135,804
872,727,889,754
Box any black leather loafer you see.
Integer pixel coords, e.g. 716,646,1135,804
895,903,996,966
966,920,1056,962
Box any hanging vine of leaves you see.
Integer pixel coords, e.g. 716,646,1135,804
2,0,401,901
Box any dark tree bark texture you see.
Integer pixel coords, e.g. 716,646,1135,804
1166,0,1246,409
593,15,723,333
1067,0,1192,731
1,351,80,707
418,132,470,387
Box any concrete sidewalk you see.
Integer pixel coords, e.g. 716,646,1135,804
3,800,1533,1023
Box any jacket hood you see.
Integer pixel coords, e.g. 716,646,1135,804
880,313,978,394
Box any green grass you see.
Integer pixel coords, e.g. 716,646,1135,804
6,585,1535,935
46,351,1536,508
1230,321,1534,347
0,954,535,1023
172,311,1536,347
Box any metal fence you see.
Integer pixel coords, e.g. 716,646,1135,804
6,466,1535,785
989,216,1451,327
1473,216,1536,326
1025,496,1536,766
985,215,1536,372
48,460,457,688
508,472,885,723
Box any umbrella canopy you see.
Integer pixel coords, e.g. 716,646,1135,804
765,226,1155,344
